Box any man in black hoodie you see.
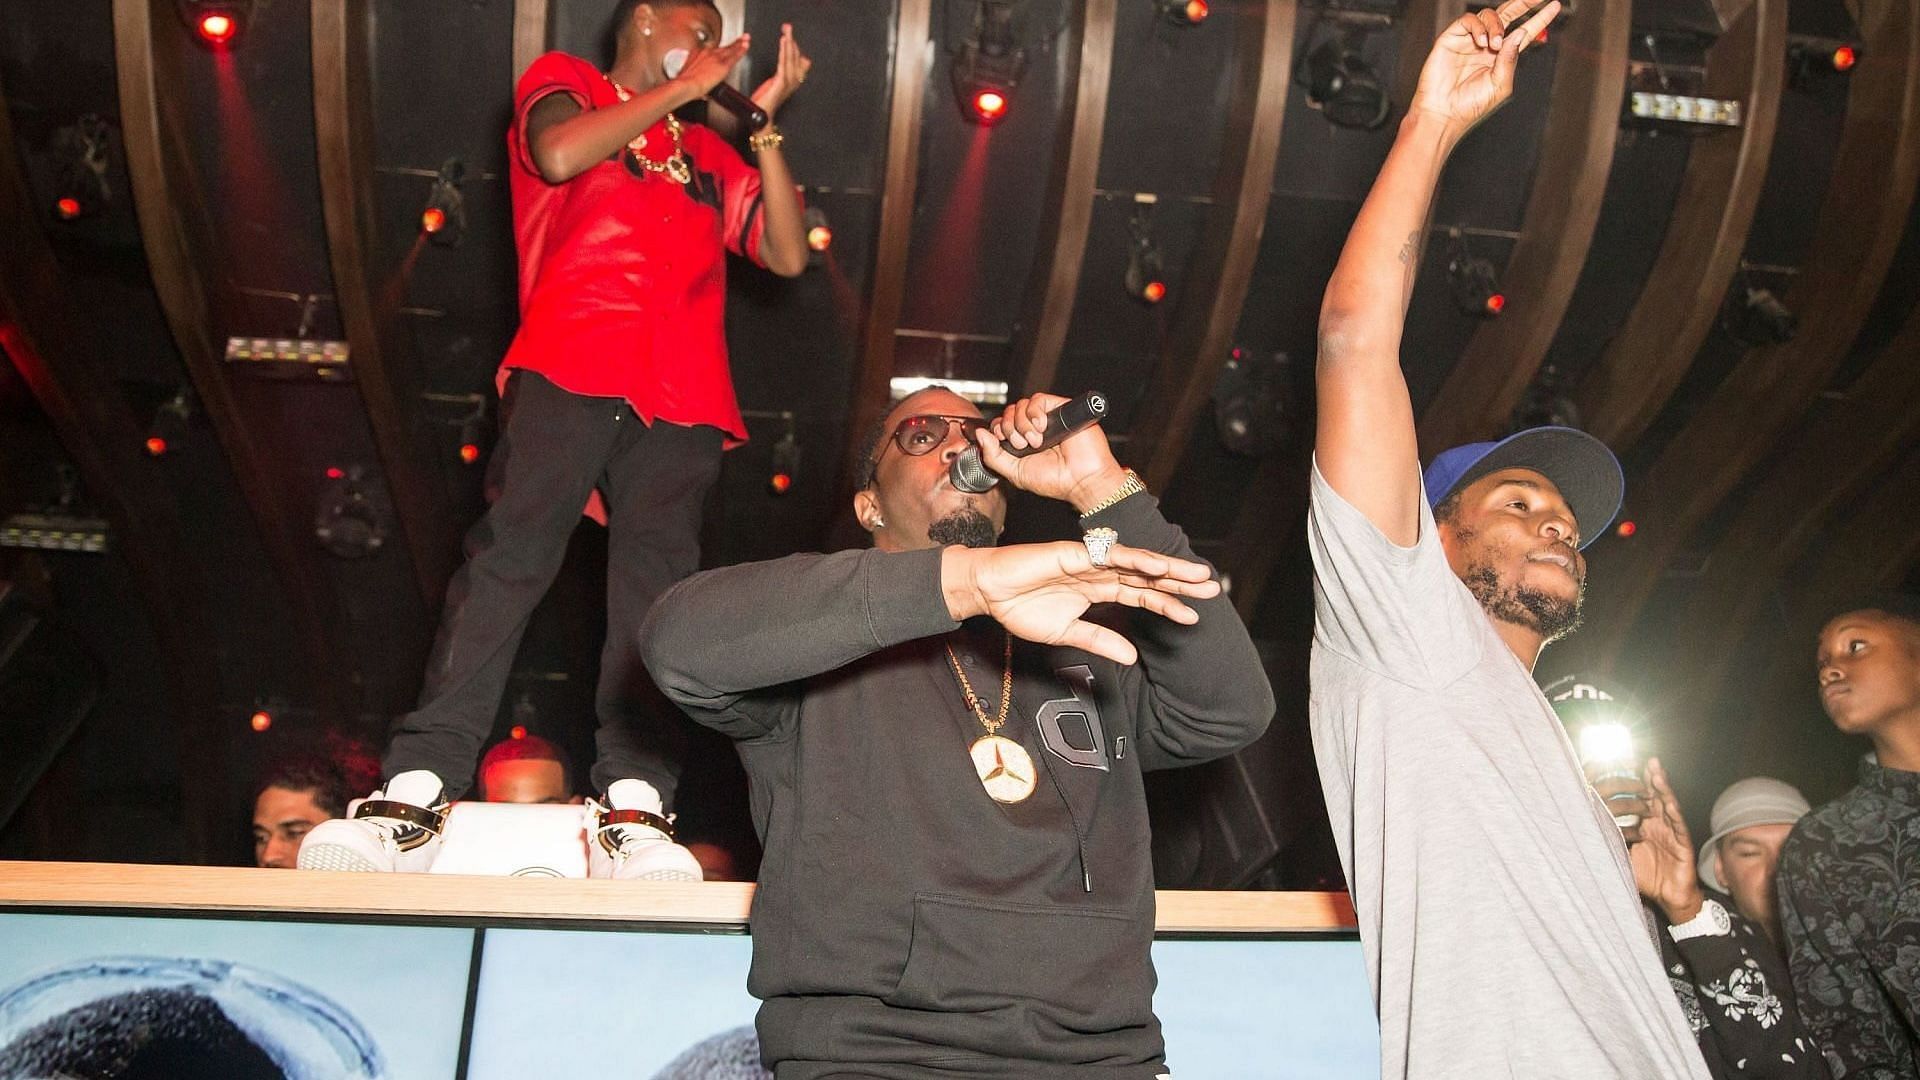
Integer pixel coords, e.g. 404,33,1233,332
641,387,1274,1078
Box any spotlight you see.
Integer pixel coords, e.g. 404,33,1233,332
1446,238,1504,319
313,466,392,559
1299,30,1389,130
951,1,1026,126
421,159,466,245
1125,197,1167,305
457,414,485,466
768,422,800,496
1725,284,1796,346
1790,37,1860,89
180,1,251,47
804,206,832,264
510,724,528,740
249,709,272,732
1615,519,1637,539
49,115,112,222
1211,348,1301,458
1157,0,1209,26
145,388,191,457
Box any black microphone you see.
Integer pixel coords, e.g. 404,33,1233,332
662,49,770,132
950,390,1110,494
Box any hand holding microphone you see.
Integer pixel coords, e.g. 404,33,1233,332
663,45,770,131
955,391,1120,505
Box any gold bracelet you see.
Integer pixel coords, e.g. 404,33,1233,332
749,125,784,152
1079,469,1146,519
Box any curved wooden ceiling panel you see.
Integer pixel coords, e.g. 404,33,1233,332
1416,0,1633,457
1008,0,1117,397
312,0,459,612
1576,0,1788,450
1130,0,1297,494
111,0,349,705
1574,0,1920,673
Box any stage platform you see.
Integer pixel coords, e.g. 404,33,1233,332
0,863,1377,1077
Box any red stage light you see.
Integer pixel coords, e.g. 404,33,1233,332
55,197,82,220
145,436,168,456
458,442,481,465
1615,520,1637,539
250,710,272,732
1485,292,1507,315
510,724,528,740
1141,280,1167,304
807,225,833,252
1184,0,1210,22
1832,45,1857,71
973,90,1007,121
769,472,793,495
324,466,345,480
197,12,236,44
421,207,447,234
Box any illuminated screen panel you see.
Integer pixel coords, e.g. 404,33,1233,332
0,913,474,1080
466,929,1379,1077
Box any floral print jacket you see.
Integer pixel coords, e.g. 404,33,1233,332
1655,895,1828,1078
1777,759,1920,1079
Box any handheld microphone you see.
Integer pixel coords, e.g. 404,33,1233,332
949,390,1110,494
662,48,771,132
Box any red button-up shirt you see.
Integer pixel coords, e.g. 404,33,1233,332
505,51,768,445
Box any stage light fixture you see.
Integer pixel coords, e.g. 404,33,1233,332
804,206,832,265
888,376,1009,406
1212,347,1301,458
1790,36,1861,89
179,1,251,47
951,1,1026,126
1299,29,1389,130
250,709,272,732
1615,519,1637,539
313,466,392,559
145,388,191,457
1157,0,1209,26
48,115,112,222
768,422,800,496
1446,240,1504,319
510,724,528,740
1510,363,1580,431
1726,284,1797,346
1125,197,1167,305
421,159,467,245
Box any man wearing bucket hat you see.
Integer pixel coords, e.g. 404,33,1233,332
1625,766,1826,1078
1305,4,1707,1076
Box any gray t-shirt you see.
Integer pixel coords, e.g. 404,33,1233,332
1306,464,1708,1079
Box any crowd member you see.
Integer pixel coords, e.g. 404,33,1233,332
1698,776,1812,951
1778,607,1920,1078
1629,763,1826,1077
250,745,378,869
1304,3,1708,1075
300,0,811,881
641,387,1273,1077
475,734,577,804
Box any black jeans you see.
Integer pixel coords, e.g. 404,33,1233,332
382,371,723,804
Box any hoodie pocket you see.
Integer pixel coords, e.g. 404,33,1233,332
889,892,1153,1033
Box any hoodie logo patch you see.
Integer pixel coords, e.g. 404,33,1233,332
1037,665,1109,771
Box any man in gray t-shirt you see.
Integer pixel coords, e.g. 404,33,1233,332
1306,5,1709,1077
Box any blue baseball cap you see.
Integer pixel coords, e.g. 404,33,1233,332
1422,426,1624,550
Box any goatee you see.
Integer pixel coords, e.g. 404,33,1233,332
928,508,999,549
1463,562,1584,643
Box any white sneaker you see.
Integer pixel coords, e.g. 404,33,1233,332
297,770,447,874
586,779,702,882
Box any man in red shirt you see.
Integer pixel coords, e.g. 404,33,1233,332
300,0,810,880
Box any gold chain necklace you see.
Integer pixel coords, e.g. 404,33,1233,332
607,77,693,185
945,634,1036,804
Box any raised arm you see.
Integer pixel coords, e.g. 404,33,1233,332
1314,1,1557,545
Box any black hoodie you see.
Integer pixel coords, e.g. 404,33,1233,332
641,494,1274,1079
